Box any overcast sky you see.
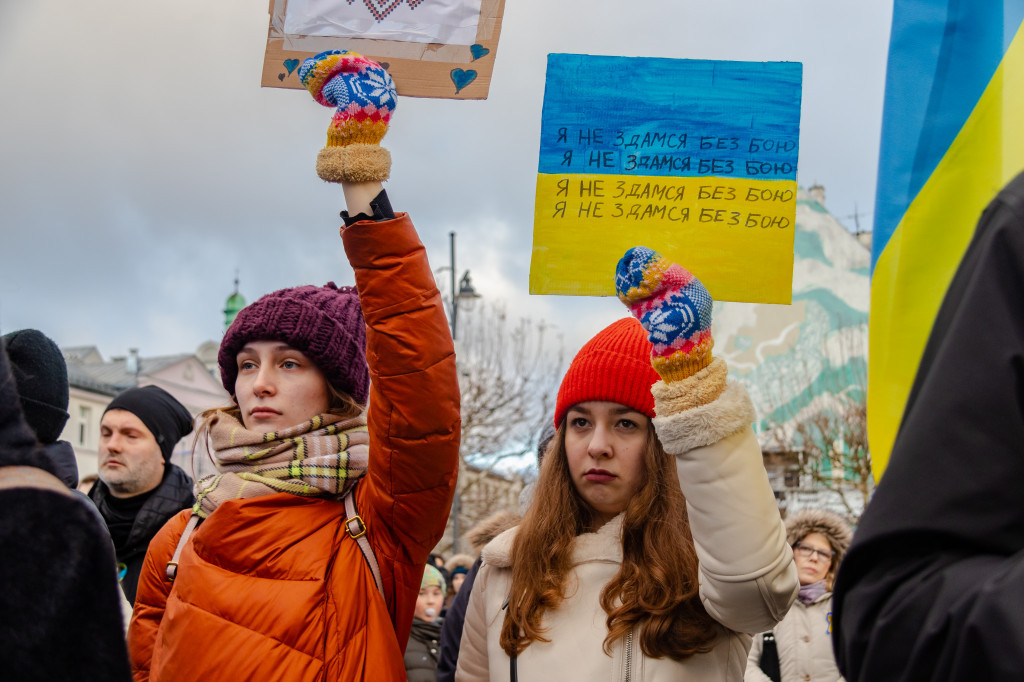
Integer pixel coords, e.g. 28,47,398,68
0,0,892,360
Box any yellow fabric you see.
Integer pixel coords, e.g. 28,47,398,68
869,28,1024,477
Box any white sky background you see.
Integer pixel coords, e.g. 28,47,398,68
0,0,892,361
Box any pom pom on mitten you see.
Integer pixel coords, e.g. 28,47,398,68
615,246,713,383
299,50,397,183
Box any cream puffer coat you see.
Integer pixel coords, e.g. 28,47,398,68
455,364,799,681
745,593,842,682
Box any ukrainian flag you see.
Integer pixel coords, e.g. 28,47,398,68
870,1,1024,477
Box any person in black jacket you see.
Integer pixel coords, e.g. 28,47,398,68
0,333,131,681
88,385,195,603
832,169,1024,681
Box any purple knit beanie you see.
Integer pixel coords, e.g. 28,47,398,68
218,282,369,404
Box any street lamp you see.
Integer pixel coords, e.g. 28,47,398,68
447,231,481,342
445,231,481,555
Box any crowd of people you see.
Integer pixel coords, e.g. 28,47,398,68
3,49,1021,682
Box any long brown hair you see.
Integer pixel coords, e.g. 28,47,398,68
500,419,718,661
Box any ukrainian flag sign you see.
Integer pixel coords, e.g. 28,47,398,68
530,54,802,304
869,2,1024,477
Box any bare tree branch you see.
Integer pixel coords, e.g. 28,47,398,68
761,322,872,522
437,301,566,554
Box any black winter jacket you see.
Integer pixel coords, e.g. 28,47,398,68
436,557,480,682
89,464,194,603
832,170,1024,681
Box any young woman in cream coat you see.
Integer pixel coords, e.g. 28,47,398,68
456,247,798,681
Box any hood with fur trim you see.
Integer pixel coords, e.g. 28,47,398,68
445,553,475,575
786,508,853,566
465,509,521,554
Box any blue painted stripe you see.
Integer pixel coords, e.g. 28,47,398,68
872,1,1024,270
538,54,802,180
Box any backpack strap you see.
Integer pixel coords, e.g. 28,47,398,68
166,513,200,582
344,486,385,601
163,486,384,599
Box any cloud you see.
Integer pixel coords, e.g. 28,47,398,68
0,0,892,360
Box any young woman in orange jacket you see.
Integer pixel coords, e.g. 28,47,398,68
128,51,460,681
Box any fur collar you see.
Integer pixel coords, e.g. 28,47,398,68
482,513,625,568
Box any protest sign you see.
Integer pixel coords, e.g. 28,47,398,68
262,0,505,99
531,54,802,303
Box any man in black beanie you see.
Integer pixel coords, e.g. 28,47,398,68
88,385,195,603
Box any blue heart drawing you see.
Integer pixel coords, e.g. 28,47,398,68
470,44,489,61
451,68,477,93
284,59,300,75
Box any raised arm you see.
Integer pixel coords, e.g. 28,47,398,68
615,247,798,634
342,209,459,553
299,51,460,569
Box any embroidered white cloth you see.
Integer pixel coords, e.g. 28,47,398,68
284,0,484,45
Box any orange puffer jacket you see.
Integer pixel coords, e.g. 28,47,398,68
128,213,460,681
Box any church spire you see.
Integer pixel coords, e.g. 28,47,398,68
223,271,246,332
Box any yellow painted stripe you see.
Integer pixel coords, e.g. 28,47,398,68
530,173,796,303
869,26,1024,477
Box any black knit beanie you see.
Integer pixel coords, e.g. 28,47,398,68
1,329,70,444
104,385,194,462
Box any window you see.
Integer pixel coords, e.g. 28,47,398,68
78,405,92,447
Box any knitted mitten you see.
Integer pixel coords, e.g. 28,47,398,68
615,246,713,383
299,50,397,183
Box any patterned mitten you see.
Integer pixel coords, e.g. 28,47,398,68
615,246,713,383
299,50,397,183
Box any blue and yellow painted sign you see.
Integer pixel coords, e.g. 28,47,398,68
530,54,802,303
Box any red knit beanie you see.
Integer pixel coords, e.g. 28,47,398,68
553,317,659,426
218,282,368,404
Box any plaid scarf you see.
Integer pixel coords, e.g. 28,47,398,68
194,411,369,519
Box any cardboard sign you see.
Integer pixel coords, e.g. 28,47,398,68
262,0,505,99
530,54,802,303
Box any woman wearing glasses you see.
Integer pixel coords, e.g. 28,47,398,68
746,509,852,682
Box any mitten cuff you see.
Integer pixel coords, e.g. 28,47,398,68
326,115,389,147
317,144,392,183
652,338,714,383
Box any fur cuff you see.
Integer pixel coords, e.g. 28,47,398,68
651,357,728,412
652,379,756,454
316,144,391,183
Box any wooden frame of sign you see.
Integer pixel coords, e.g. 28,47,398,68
261,0,505,99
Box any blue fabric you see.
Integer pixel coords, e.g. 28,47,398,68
872,0,1024,270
